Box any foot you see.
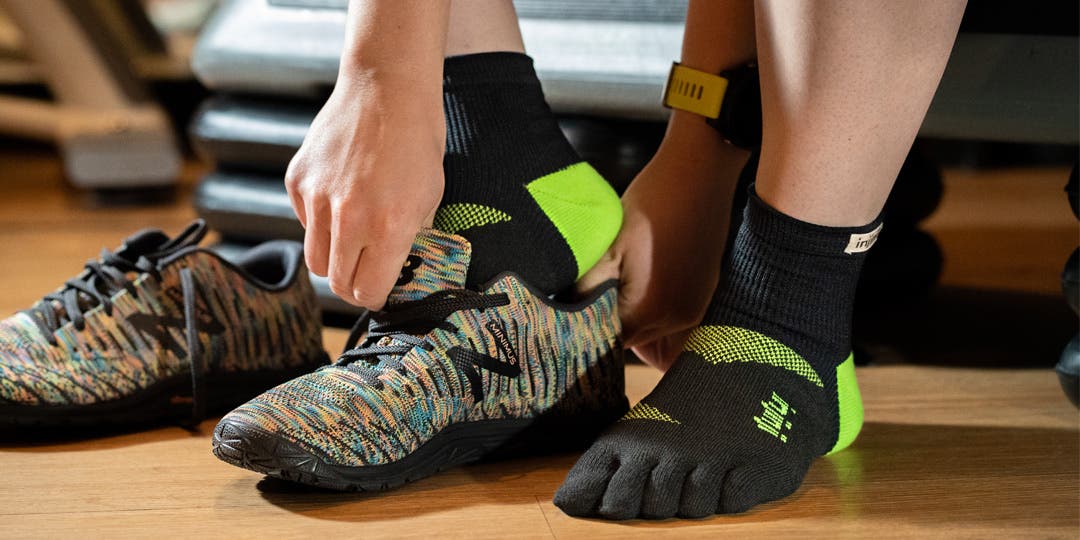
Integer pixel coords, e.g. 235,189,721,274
554,328,860,519
212,228,628,491
554,188,877,519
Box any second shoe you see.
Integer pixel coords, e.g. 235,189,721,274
0,220,328,429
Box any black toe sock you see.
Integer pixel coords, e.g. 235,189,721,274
438,52,622,293
554,185,881,519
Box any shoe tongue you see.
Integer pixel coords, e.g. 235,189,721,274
115,219,208,262
385,228,472,305
115,229,171,260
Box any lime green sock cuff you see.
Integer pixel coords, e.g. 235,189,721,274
525,162,623,278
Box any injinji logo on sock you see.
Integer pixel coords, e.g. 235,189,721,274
754,391,795,443
843,223,883,254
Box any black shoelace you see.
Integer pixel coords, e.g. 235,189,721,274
21,221,210,425
336,289,510,389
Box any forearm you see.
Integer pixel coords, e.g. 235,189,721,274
339,0,450,96
659,0,755,171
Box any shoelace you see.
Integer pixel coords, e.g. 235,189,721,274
336,289,510,389
25,251,159,343
20,221,209,426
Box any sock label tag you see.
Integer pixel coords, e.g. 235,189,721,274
843,223,883,254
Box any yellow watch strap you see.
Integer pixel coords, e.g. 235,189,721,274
662,62,729,119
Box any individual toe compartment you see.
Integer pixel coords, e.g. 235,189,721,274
553,444,619,517
596,451,659,520
639,456,694,520
677,462,729,519
719,457,807,514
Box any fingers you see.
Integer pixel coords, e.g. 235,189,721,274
327,206,364,305
350,231,414,310
287,185,307,229
302,197,331,277
284,158,307,228
575,248,622,297
323,203,414,310
631,327,693,372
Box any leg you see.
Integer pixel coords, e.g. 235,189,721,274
755,1,966,226
556,0,965,519
446,0,524,55
214,0,628,493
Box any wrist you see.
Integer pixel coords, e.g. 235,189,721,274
654,111,748,172
337,57,442,95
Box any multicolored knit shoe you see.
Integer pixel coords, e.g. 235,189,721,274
0,220,328,429
212,228,627,491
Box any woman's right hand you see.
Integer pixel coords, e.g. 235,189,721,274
285,72,446,310
576,113,749,371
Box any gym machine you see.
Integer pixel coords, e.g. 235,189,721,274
0,0,185,189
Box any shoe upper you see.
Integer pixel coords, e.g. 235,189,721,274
219,228,624,467
0,221,324,408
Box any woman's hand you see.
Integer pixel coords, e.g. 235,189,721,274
285,73,446,310
578,122,748,371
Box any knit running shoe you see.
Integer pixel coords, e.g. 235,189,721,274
0,220,328,428
212,228,628,491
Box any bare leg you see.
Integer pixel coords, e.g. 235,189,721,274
755,0,966,226
446,0,525,55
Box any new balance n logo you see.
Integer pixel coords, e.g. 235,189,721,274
448,345,521,402
126,286,224,358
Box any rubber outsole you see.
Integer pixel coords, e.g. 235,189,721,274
212,396,629,492
0,353,330,431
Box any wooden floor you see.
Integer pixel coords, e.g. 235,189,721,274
0,145,1077,538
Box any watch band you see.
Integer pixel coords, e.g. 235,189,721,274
661,62,762,149
662,62,730,120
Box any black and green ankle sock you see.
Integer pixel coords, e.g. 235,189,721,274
555,185,881,519
438,52,622,293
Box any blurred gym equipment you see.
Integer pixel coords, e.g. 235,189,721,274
0,0,190,188
0,0,214,188
1058,167,1079,407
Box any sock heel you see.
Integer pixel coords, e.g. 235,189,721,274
525,162,623,278
827,354,863,455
